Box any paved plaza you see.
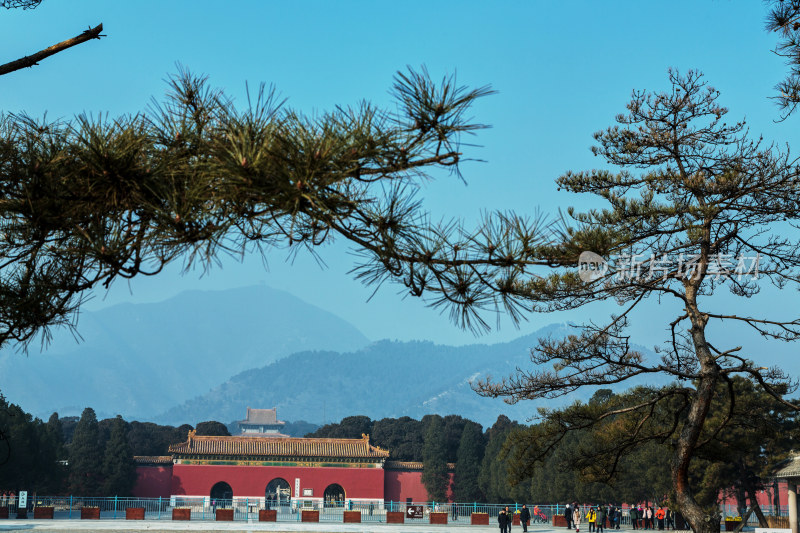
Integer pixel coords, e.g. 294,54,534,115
0,518,538,533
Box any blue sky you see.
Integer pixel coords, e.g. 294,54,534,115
2,1,798,358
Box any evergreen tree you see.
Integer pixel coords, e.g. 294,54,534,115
421,415,449,502
101,415,136,496
372,417,425,461
478,415,531,502
69,407,102,495
194,421,230,436
453,421,485,502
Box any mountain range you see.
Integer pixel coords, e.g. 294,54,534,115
0,285,369,421
6,284,792,430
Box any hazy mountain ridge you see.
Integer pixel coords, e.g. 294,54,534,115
156,323,654,428
0,285,370,420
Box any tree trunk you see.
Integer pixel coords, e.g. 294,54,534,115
673,313,721,533
747,485,769,527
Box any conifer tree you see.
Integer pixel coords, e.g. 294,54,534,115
453,421,485,502
421,415,449,502
101,415,136,496
69,407,102,495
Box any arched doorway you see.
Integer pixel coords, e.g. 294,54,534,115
210,481,233,508
265,478,291,508
323,483,345,507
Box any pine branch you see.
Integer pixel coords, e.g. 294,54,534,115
0,23,104,77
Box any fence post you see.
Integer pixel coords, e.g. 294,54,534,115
69,495,72,519
246,497,249,521
158,496,161,520
114,495,117,519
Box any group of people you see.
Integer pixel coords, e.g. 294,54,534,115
565,502,621,532
0,492,16,507
562,503,677,531
498,504,533,533
630,505,673,530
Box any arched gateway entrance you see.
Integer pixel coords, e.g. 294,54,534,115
324,483,345,507
210,481,233,507
265,478,291,508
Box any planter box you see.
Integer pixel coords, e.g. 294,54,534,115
216,508,234,521
724,520,742,532
387,511,405,523
0,507,7,519
554,515,568,527
81,507,100,519
513,514,521,525
126,507,145,520
471,512,490,525
430,511,448,524
172,508,191,521
343,510,361,523
301,510,319,522
14,509,27,519
259,509,277,522
34,507,54,519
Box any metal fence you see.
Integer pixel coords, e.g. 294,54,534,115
0,497,792,525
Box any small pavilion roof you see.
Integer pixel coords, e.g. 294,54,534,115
774,452,800,479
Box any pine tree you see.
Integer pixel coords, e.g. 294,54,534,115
453,421,485,502
101,415,136,496
69,407,102,495
421,415,449,502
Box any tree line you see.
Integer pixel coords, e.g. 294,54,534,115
0,393,230,496
310,382,799,512
1,380,798,513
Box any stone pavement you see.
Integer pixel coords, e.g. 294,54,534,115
0,519,562,533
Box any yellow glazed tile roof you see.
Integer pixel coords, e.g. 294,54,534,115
168,431,389,459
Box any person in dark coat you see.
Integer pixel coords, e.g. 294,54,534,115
520,505,531,533
596,506,606,533
630,506,639,530
499,508,509,533
565,503,573,529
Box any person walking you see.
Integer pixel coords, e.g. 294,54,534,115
520,505,531,533
587,507,597,532
565,503,573,529
656,507,665,530
666,509,674,530
630,506,639,530
573,505,582,533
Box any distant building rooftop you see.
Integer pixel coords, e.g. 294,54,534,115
237,407,287,436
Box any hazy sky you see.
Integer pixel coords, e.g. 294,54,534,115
2,1,798,355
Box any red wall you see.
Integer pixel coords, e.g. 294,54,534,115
171,464,385,500
719,482,789,508
133,466,173,498
384,470,454,502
